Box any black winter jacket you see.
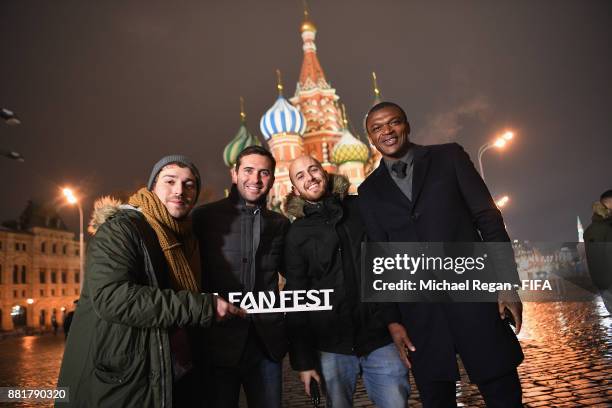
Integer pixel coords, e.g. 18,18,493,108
284,175,393,371
192,186,290,366
584,201,612,290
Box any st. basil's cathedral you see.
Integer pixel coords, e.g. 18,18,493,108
222,8,383,210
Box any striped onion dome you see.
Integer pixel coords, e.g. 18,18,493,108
223,121,261,168
259,96,306,140
331,128,370,165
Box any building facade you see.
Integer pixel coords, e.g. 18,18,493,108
0,201,80,332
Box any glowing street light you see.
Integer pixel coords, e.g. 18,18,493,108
63,188,84,292
1,108,21,126
495,195,510,208
26,298,34,305
478,130,515,182
1,149,24,162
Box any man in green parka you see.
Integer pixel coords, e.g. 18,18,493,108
56,155,245,407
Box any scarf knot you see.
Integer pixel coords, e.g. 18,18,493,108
129,188,199,292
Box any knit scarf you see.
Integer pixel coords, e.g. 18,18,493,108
128,188,199,292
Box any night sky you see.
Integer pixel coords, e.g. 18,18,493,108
2,0,611,241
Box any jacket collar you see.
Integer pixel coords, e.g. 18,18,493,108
228,184,266,212
411,144,431,205
284,174,350,219
371,144,430,208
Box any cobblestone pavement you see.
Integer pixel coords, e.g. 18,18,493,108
278,299,612,407
0,299,610,407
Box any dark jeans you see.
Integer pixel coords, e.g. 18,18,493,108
207,332,282,408
416,369,522,408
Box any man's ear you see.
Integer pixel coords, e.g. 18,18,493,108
231,166,238,184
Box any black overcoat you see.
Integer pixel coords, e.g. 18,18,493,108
358,142,523,383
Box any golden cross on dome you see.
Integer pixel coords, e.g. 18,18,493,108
276,69,284,96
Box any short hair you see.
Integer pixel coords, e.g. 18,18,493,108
363,101,408,133
235,145,276,173
600,190,612,201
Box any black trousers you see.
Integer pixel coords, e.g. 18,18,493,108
416,369,523,408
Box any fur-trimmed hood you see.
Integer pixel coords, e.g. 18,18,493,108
88,196,134,235
592,201,612,221
283,174,350,219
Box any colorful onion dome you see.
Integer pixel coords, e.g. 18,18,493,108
223,98,262,168
260,70,306,139
331,128,370,165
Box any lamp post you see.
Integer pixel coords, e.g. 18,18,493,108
477,130,514,181
1,108,24,161
0,149,24,161
1,108,21,125
63,188,84,292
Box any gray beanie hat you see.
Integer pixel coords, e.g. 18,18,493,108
147,155,201,201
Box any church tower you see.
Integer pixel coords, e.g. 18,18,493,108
289,7,343,173
260,70,306,209
365,72,384,174
223,97,261,171
332,104,369,193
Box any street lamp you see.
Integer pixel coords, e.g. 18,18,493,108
1,108,21,125
1,149,24,161
495,195,510,208
1,108,24,161
63,188,84,292
478,130,514,181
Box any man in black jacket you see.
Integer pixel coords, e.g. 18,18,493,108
284,155,409,408
193,146,289,408
584,189,612,314
358,102,524,408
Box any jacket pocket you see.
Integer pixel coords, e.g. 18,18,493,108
91,353,149,406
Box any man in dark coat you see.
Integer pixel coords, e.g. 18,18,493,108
193,146,289,408
584,189,612,314
358,102,524,408
284,155,409,408
57,155,243,407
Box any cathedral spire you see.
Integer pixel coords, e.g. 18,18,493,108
223,97,261,168
276,68,284,96
372,71,382,105
239,96,246,123
297,5,328,90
